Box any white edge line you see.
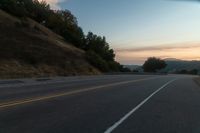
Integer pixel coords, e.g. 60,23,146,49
104,78,177,133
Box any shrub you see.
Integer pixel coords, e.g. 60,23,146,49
143,57,167,72
86,51,109,72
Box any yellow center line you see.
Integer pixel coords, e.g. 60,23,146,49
0,77,160,109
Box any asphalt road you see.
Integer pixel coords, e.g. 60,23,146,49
0,74,200,133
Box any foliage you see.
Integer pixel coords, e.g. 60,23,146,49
0,0,83,47
86,51,109,72
45,10,85,48
175,69,198,75
0,0,123,72
84,32,120,71
85,32,115,61
0,0,28,17
143,57,167,72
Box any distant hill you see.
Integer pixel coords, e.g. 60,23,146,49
124,65,140,70
124,59,200,74
123,65,143,72
162,58,200,73
164,58,182,61
0,10,100,78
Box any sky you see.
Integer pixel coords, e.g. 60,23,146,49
43,0,200,65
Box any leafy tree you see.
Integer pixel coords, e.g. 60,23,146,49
0,0,28,17
143,57,167,72
108,61,122,72
31,0,50,23
85,32,115,61
86,51,109,72
45,10,85,47
84,32,121,72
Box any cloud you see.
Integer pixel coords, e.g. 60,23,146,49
115,42,200,65
39,0,66,9
115,42,200,52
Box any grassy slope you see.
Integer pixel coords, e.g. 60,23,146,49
0,10,100,78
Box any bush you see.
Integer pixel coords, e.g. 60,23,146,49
143,57,167,72
108,61,121,72
86,51,109,72
176,69,198,75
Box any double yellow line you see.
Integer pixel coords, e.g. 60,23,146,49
0,77,159,109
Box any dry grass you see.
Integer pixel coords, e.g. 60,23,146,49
0,10,100,78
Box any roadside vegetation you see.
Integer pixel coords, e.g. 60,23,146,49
0,0,124,72
143,57,167,72
175,69,198,75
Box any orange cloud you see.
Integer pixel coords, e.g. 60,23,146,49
115,42,200,65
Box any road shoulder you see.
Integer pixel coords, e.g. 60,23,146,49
193,77,200,87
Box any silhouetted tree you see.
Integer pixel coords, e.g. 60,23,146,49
0,0,28,17
86,50,109,72
84,32,121,72
143,57,167,72
85,32,115,61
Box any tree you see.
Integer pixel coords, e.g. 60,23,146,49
85,32,115,61
31,0,50,23
0,0,28,17
143,57,167,72
84,32,120,72
86,50,109,72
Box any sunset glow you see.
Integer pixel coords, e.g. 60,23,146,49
115,43,200,65
45,0,200,65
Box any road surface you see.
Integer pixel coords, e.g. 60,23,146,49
0,74,200,133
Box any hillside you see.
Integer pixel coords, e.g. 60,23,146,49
162,59,200,73
0,10,100,78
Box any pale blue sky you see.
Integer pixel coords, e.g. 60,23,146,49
54,0,200,64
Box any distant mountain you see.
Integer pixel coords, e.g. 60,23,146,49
162,59,200,73
123,59,200,74
123,65,143,72
164,58,182,61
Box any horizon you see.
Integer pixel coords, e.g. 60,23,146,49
41,0,200,65
124,58,200,66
